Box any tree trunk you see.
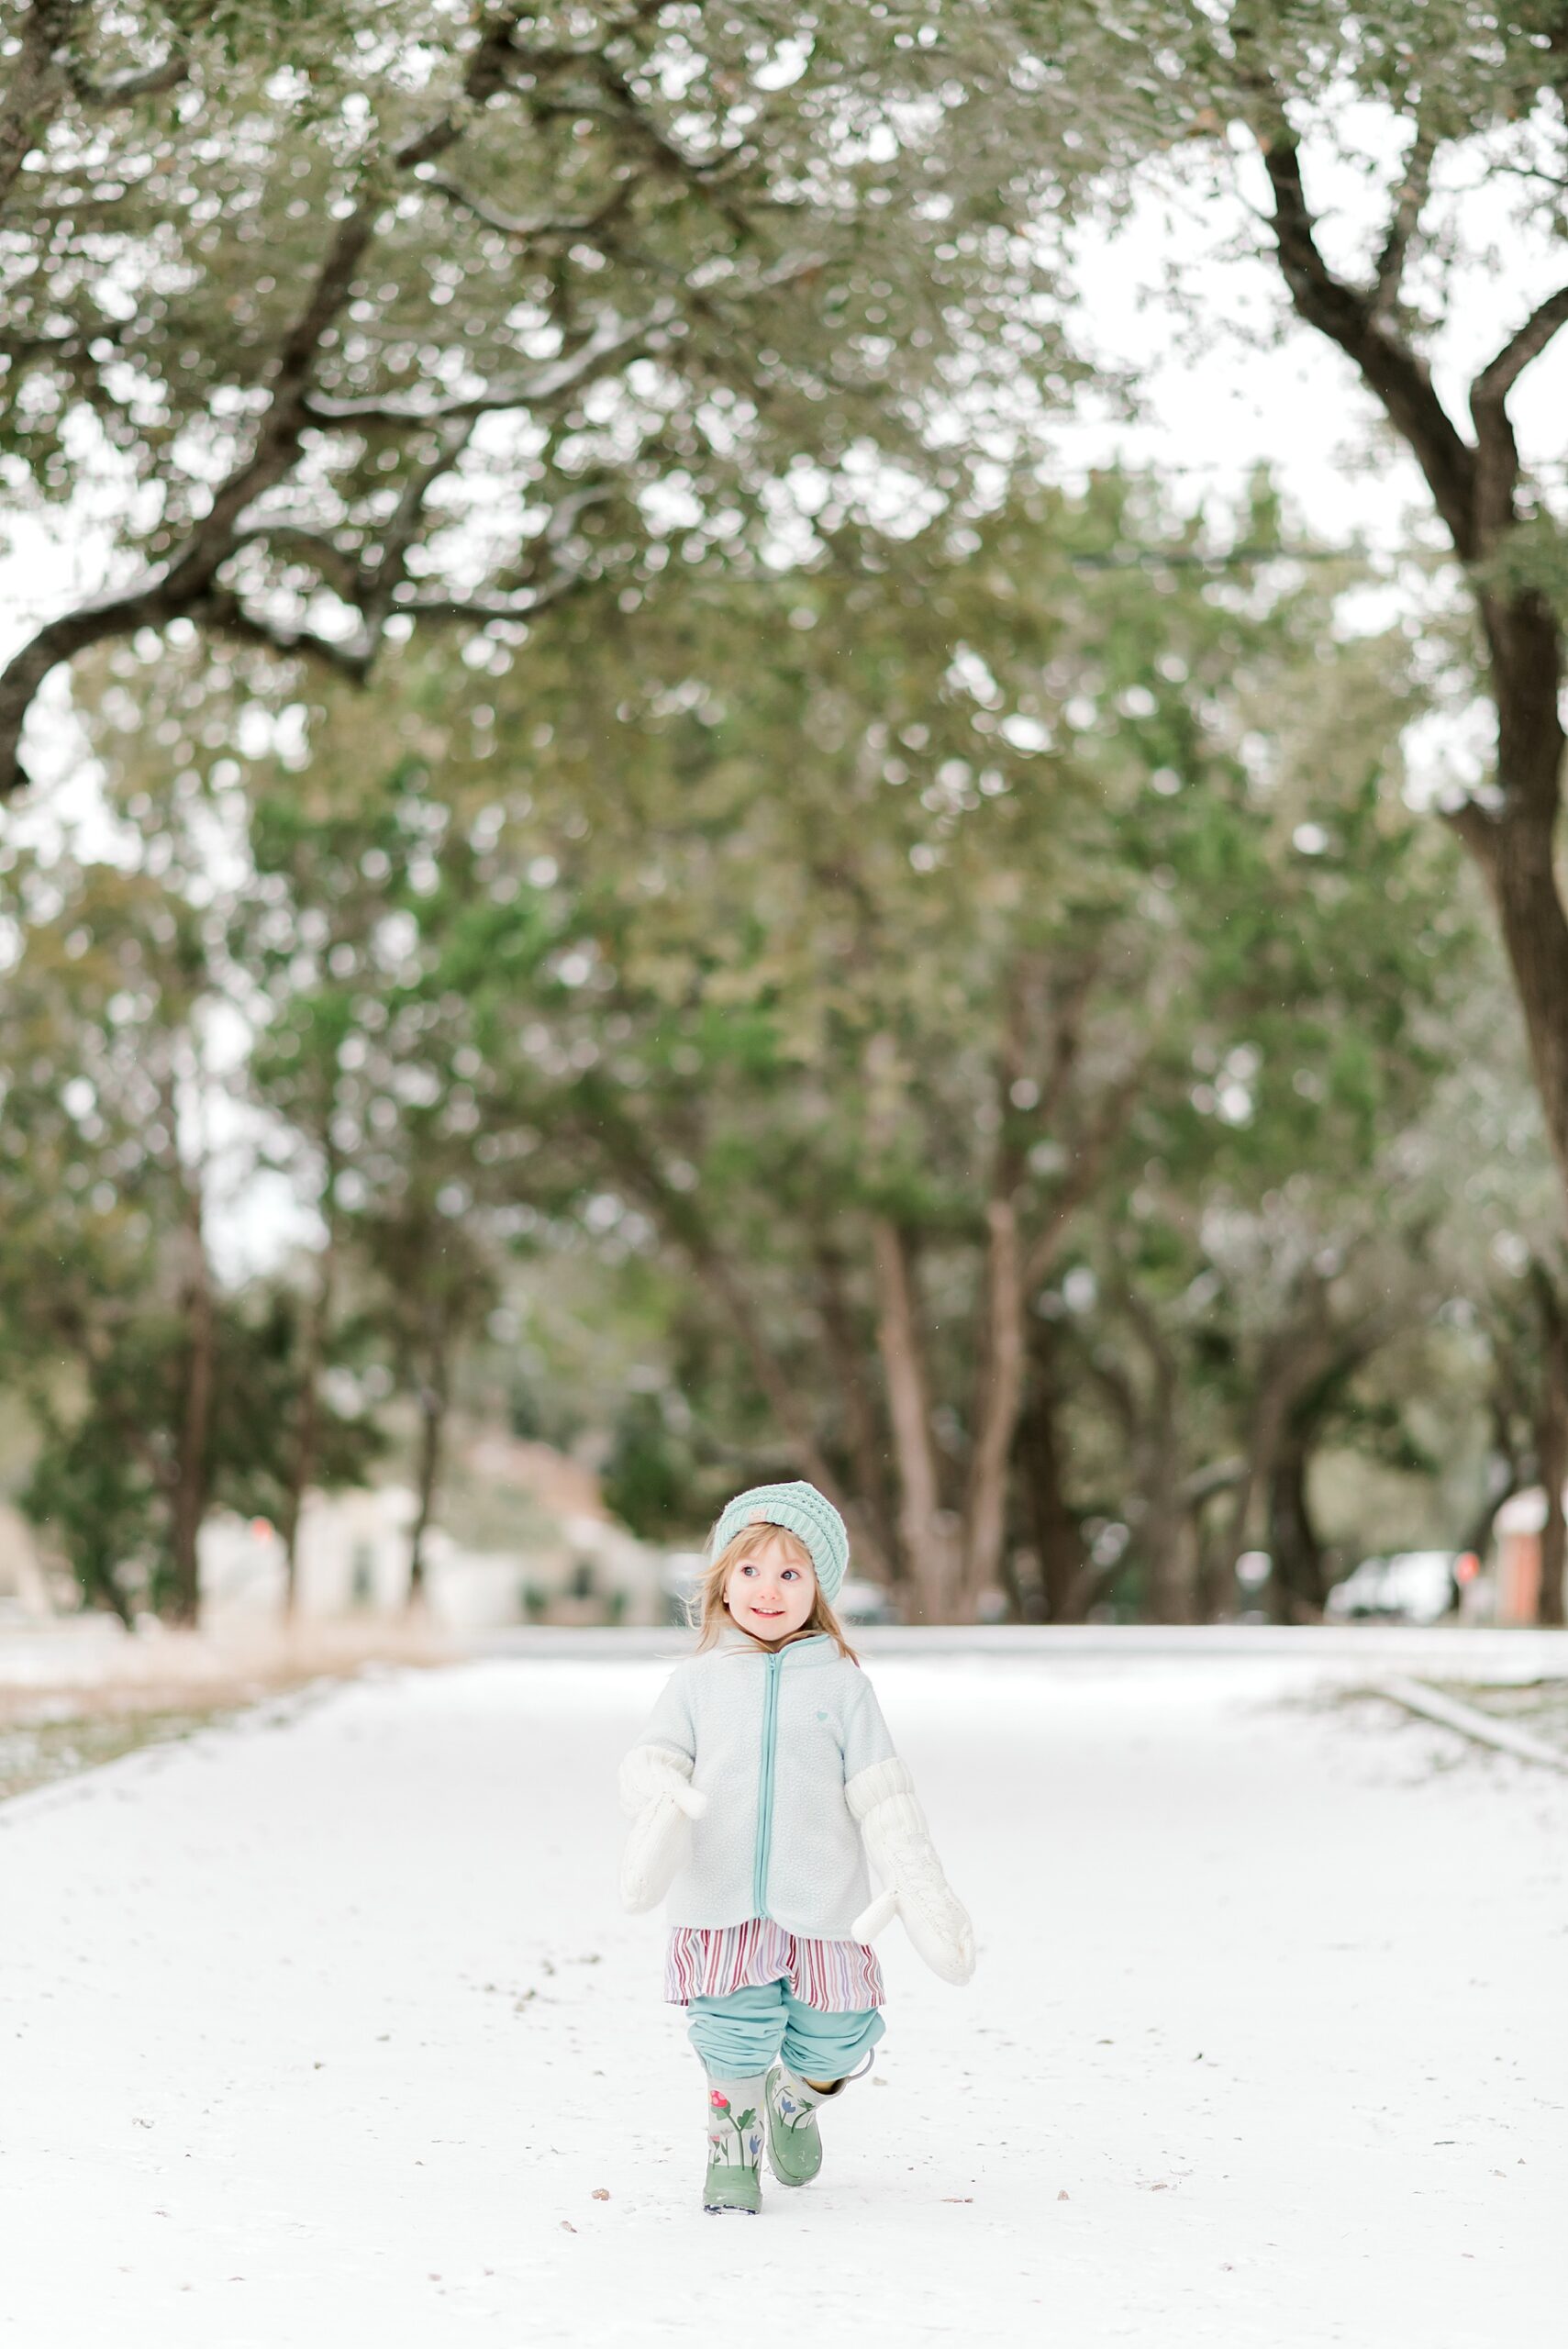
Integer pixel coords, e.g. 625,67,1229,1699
1205,1329,1334,1620
1204,1494,1247,1621
1459,785,1568,1215
168,1157,214,1626
406,1355,447,1614
1019,1317,1084,1621
1531,1264,1568,1630
869,1216,959,1621
960,1194,1029,1613
1266,1437,1328,1623
1112,1283,1193,1623
1458,1395,1523,1565
84,1549,135,1630
1140,1469,1195,1625
1256,139,1568,1237
1536,1456,1567,1631
279,1202,337,1618
813,1242,898,1588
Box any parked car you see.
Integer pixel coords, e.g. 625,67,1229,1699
1325,1550,1475,1625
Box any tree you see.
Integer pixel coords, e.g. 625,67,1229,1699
0,841,225,1618
1043,774,1464,1625
962,6,1568,1230
0,0,1064,799
17,443,1531,1623
230,705,567,1608
334,466,1467,1619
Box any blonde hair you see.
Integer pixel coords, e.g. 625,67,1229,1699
692,1520,860,1663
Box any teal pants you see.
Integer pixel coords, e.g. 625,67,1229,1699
687,1978,886,2081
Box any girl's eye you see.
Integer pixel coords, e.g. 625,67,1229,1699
781,1569,799,1580
740,1564,758,1576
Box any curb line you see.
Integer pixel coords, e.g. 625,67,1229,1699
1374,1675,1568,1776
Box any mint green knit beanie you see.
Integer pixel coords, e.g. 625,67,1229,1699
710,1480,850,1601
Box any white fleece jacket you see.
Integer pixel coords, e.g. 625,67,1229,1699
619,1630,975,1981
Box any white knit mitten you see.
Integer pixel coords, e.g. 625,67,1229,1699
846,1757,975,1984
617,1744,707,1913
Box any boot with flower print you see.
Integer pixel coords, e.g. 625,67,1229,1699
702,2075,768,2214
762,2061,857,2188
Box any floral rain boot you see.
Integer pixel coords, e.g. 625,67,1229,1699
702,2076,767,2215
762,2062,849,2188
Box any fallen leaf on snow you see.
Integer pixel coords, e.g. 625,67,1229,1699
591,2188,610,2200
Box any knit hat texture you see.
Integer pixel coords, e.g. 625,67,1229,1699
710,1480,850,1601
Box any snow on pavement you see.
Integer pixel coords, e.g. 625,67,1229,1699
2,1649,1562,2348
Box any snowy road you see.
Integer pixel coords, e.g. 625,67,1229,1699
3,1649,1562,2347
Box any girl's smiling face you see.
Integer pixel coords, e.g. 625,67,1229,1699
723,1530,817,1642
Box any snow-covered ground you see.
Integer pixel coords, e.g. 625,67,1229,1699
2,1647,1562,2347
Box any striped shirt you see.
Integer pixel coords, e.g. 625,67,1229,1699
665,1917,885,2013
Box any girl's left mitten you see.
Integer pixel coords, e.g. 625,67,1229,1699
617,1744,707,1913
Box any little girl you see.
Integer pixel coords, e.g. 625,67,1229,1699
617,1479,974,2215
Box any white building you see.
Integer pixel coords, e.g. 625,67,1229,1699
199,1470,668,1631
0,1502,58,1620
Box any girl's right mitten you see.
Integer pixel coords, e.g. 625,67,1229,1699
617,1744,706,1913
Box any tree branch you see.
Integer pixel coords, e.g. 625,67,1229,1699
500,0,672,78
391,476,617,623
1036,962,1095,1130
423,167,644,249
300,300,676,423
589,51,745,190
0,0,72,215
194,589,375,680
1020,1067,1142,1292
67,51,186,106
389,575,588,625
154,208,383,605
1474,283,1568,409
226,523,366,601
356,417,476,635
1470,284,1568,545
0,1,794,800
1370,117,1436,320
1,318,126,370
0,6,542,796
1178,1455,1248,1509
1083,1348,1139,1442
1254,124,1477,555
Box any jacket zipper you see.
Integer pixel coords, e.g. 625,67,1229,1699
751,1651,782,1918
